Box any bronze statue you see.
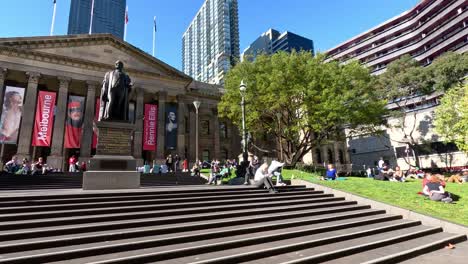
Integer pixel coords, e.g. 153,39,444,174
99,60,132,122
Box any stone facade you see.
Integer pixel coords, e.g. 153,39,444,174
0,34,240,170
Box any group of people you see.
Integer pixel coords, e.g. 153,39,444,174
165,154,188,173
136,155,189,174
4,156,54,175
207,159,233,185
68,155,86,172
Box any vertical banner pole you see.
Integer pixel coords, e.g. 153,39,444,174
89,0,95,34
50,1,57,36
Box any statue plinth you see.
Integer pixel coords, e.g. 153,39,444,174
83,121,140,190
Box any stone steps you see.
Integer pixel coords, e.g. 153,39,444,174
0,186,464,263
0,172,208,190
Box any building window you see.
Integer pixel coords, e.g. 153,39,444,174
202,150,210,162
220,122,228,139
315,149,322,164
220,149,228,160
201,120,210,135
339,150,345,164
327,149,334,164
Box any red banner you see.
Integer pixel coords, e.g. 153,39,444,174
92,99,100,149
32,91,56,146
64,96,85,149
143,104,157,151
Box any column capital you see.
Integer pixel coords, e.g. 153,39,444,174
26,72,41,84
158,91,168,100
86,80,100,87
0,68,7,79
57,76,71,85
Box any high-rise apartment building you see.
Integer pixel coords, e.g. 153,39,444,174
182,0,240,85
68,0,126,39
242,29,314,61
326,0,467,171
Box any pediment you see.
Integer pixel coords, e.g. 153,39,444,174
0,34,191,82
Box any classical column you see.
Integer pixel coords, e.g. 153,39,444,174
133,87,144,166
333,141,341,165
176,96,186,157
212,107,220,160
321,145,329,166
0,68,7,167
0,68,7,111
47,76,71,170
17,72,41,160
188,105,196,162
156,91,166,160
79,81,98,161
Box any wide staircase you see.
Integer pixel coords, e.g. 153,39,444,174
0,172,206,190
0,186,465,263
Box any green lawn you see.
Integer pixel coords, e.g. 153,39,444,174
283,169,468,226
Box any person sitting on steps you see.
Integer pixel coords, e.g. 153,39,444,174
254,163,278,193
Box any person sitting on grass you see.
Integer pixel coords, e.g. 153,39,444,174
462,169,468,183
374,165,393,181
423,175,453,203
321,164,337,181
207,165,230,185
391,166,405,182
191,163,200,177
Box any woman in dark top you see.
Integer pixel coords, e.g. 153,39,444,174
423,175,452,203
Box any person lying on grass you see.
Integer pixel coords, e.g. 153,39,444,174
423,175,453,203
445,173,464,184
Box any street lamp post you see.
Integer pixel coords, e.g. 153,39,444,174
239,80,250,184
193,100,201,164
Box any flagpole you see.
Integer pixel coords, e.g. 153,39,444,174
152,16,156,57
50,0,57,36
89,0,95,34
124,6,128,41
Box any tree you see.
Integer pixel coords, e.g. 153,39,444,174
429,52,468,91
431,52,468,153
374,55,433,168
374,53,468,168
218,51,386,166
434,83,468,153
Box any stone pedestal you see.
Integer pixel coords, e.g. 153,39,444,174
83,121,140,190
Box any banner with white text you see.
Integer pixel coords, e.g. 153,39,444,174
32,91,56,146
143,104,157,151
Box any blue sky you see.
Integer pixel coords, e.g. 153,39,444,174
0,0,419,70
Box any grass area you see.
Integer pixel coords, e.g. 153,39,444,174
284,169,468,226
200,168,237,183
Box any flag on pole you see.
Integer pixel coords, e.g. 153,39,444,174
50,0,57,36
152,16,156,57
125,6,129,24
124,5,128,41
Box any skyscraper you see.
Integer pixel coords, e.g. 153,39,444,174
242,29,314,61
182,0,240,85
68,0,126,39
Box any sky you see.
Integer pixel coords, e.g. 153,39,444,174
0,0,420,71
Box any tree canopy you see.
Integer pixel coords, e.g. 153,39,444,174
218,51,386,165
434,82,468,153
